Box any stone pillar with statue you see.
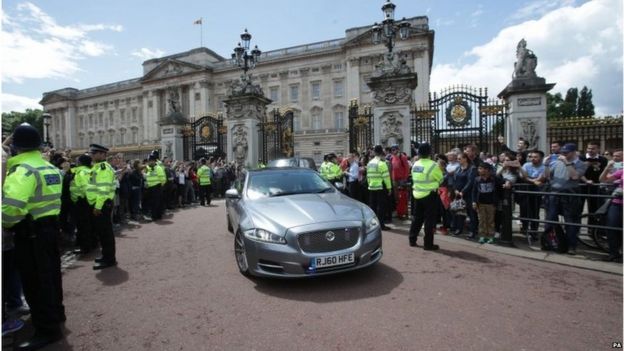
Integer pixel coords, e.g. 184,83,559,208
498,39,555,153
366,60,418,154
159,86,187,161
224,78,271,168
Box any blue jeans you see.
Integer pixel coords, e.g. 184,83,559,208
606,203,622,257
545,193,583,249
2,249,24,317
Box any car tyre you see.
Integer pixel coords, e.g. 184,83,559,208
234,231,250,276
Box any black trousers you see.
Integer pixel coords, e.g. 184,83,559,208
199,184,212,206
147,185,164,220
14,217,65,335
347,181,359,200
409,192,438,247
369,189,387,226
73,198,95,251
91,200,116,262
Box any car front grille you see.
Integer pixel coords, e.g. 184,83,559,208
297,227,360,253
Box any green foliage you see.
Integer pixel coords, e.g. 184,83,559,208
2,109,44,138
546,86,594,119
576,86,595,117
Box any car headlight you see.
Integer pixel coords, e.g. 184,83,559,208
243,229,287,244
365,216,380,233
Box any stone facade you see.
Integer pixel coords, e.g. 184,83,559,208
41,17,434,163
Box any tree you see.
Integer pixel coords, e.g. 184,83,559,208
546,92,564,119
546,86,595,119
576,86,595,117
2,109,45,138
559,87,578,118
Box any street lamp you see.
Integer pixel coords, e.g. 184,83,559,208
42,112,52,146
371,0,411,66
231,28,262,79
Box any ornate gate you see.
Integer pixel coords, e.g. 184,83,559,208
348,99,374,153
258,108,294,163
411,86,507,155
182,114,226,161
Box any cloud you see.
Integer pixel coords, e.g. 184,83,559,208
131,48,166,61
431,0,623,115
1,2,122,83
508,0,576,22
1,93,41,114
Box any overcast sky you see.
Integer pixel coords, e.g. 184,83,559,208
1,0,622,115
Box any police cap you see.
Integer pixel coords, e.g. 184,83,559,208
89,144,109,154
148,153,158,161
327,153,337,160
150,150,160,159
11,123,42,150
417,142,432,157
78,153,92,166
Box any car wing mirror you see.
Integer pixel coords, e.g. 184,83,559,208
225,188,241,199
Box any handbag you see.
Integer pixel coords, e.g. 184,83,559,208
450,198,466,212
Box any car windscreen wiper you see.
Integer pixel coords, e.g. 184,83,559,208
270,191,305,197
315,187,334,193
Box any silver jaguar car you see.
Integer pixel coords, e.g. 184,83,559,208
225,167,383,278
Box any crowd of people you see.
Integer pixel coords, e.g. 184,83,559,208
1,123,239,349
318,139,622,258
1,121,622,350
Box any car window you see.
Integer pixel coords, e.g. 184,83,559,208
246,171,333,199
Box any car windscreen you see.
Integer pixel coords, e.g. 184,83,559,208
266,159,296,167
246,171,333,199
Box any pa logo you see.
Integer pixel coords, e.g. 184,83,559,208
613,341,622,348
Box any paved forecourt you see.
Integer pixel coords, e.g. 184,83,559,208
6,199,621,351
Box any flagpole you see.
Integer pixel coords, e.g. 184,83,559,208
200,18,203,47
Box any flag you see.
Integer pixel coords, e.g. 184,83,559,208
193,18,202,25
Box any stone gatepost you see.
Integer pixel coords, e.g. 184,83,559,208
498,39,555,153
366,63,418,154
159,90,188,161
224,78,271,168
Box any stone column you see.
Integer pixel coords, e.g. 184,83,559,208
366,72,418,154
498,39,555,153
224,85,272,168
346,57,361,101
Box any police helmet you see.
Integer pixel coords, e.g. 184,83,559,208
11,123,41,150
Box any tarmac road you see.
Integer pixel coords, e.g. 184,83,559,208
5,200,622,351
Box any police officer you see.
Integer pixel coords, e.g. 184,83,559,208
326,153,343,186
70,154,95,254
86,144,117,269
409,143,443,250
2,124,65,349
144,152,166,220
319,154,330,180
197,158,213,206
367,145,392,230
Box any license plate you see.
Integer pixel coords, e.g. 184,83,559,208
311,253,354,269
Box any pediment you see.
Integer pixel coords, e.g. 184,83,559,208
40,92,73,105
343,29,374,48
141,59,206,82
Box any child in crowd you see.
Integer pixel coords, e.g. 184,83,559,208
472,163,503,244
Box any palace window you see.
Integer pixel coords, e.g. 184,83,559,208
132,107,137,122
312,111,322,130
334,111,344,130
333,80,344,98
289,84,299,103
293,115,300,132
120,109,125,124
311,81,321,100
270,86,279,102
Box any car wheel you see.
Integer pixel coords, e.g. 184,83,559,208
227,215,233,233
234,231,250,276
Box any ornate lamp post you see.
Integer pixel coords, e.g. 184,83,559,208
231,28,262,83
42,112,52,146
371,0,411,72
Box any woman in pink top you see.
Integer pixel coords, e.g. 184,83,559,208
599,158,622,262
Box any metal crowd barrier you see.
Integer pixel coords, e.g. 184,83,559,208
498,183,622,248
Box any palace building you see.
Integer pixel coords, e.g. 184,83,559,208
41,16,434,162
